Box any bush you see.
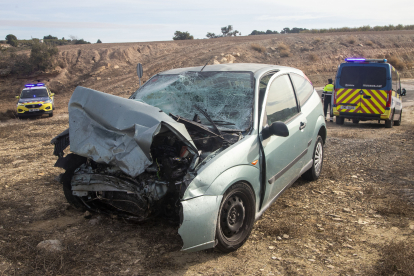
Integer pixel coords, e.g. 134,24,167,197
30,41,59,71
387,56,404,70
96,39,102,43
251,43,266,53
365,40,374,46
277,42,290,51
309,53,319,61
347,36,357,44
74,39,91,44
0,109,17,121
173,31,194,40
5,34,18,47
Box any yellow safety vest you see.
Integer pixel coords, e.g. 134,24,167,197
323,84,334,93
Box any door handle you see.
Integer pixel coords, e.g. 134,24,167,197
363,95,371,99
299,122,306,130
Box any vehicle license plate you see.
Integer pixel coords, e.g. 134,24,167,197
29,109,39,112
340,105,355,110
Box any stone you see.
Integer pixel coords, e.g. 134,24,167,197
351,175,358,178
225,54,236,62
88,216,101,225
37,240,63,252
308,259,315,262
409,224,414,230
282,234,289,239
84,211,92,219
327,265,335,269
12,160,27,166
277,236,282,240
343,208,352,213
268,246,275,250
220,57,228,63
114,65,120,69
96,77,101,80
213,60,220,65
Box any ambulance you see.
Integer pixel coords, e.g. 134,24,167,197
333,58,406,128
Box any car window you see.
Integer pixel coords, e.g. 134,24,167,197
265,75,299,125
258,71,277,118
391,67,399,91
290,73,314,106
20,88,49,98
339,66,386,89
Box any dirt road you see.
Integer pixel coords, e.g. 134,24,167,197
1,81,413,275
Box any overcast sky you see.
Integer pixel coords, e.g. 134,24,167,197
1,0,413,43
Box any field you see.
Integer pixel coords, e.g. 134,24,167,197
1,32,414,275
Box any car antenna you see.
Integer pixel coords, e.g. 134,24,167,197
200,57,213,72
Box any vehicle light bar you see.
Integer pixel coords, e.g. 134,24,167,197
25,84,35,87
345,58,387,63
36,83,45,86
25,83,45,87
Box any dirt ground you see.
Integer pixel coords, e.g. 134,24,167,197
1,90,414,275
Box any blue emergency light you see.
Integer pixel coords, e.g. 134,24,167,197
25,83,45,88
25,84,35,87
36,83,45,86
345,58,387,63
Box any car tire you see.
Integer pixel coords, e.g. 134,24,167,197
336,116,344,125
385,111,394,128
394,110,402,126
61,158,87,210
216,182,255,253
49,112,53,117
352,119,359,124
302,136,324,181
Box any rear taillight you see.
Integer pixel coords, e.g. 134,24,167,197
385,90,392,108
333,89,339,105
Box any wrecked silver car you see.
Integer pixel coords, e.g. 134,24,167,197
52,63,326,252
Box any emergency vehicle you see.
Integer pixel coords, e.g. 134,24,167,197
16,83,55,118
333,58,406,128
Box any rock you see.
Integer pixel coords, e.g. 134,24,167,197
220,57,228,63
106,63,111,68
220,53,224,56
88,216,101,225
84,211,92,219
12,160,27,166
114,65,120,69
235,52,240,57
327,265,335,269
97,77,101,80
225,54,236,62
409,224,414,230
343,208,352,213
358,44,363,46
213,60,220,65
282,234,289,239
277,236,282,240
308,259,315,262
37,240,63,252
333,190,345,195
351,175,358,178
268,246,275,250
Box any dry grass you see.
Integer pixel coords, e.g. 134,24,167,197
347,36,357,44
313,37,322,44
368,241,414,276
387,56,405,70
308,53,319,61
0,109,17,121
277,43,291,57
251,43,266,53
365,40,374,46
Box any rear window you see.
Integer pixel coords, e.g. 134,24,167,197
339,66,387,89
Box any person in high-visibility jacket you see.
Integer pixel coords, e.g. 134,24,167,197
322,79,334,122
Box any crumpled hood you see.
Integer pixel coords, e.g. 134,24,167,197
19,97,49,103
68,86,198,177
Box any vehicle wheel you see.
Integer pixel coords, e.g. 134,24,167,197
302,136,324,181
61,156,87,210
216,182,256,253
385,111,394,128
394,110,402,126
49,112,53,117
352,119,359,124
336,116,344,125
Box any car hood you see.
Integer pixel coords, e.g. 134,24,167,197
68,86,198,177
19,97,49,103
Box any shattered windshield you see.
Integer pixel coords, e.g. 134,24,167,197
131,71,254,130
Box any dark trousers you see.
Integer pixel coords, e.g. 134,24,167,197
323,93,332,119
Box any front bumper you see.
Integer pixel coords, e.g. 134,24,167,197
333,108,391,120
17,103,53,116
178,195,222,252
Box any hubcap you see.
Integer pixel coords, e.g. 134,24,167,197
221,195,245,238
314,142,323,175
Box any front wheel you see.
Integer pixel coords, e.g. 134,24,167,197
302,136,324,181
336,116,344,125
216,182,256,253
385,111,394,128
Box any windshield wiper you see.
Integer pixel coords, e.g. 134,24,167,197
213,120,236,126
193,105,222,137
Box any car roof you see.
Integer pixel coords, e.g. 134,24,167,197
159,63,303,77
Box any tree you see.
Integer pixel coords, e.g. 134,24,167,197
74,39,91,44
97,39,102,43
173,31,194,40
206,32,218,39
43,35,58,40
5,34,18,47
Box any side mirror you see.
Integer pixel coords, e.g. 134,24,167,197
401,88,406,96
262,121,289,140
51,93,55,96
15,96,20,99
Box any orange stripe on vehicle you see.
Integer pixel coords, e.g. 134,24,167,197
368,90,386,107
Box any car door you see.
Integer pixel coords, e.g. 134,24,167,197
259,74,308,204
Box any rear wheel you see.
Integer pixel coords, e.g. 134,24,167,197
336,116,344,125
302,136,324,181
352,119,359,124
385,111,394,128
394,110,402,126
216,182,255,253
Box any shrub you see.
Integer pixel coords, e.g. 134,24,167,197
387,56,404,70
30,41,59,71
251,43,266,53
277,42,289,51
347,36,357,44
173,31,194,40
0,109,17,121
97,39,102,43
365,40,374,46
280,49,291,57
309,53,319,61
74,39,91,44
